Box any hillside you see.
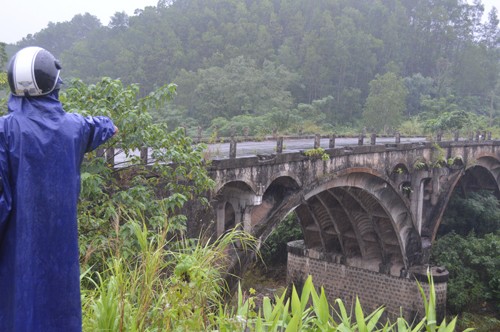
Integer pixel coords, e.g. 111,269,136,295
8,0,500,135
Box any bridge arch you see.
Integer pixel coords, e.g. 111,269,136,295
267,171,303,189
299,170,421,275
389,163,412,199
250,175,301,233
430,155,500,241
469,155,500,191
214,180,260,235
214,178,257,195
390,163,409,176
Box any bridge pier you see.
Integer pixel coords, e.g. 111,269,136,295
287,240,448,322
215,194,262,236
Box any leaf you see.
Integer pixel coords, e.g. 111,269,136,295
354,297,367,332
285,313,300,332
334,298,351,327
366,306,385,331
311,287,332,326
300,276,313,312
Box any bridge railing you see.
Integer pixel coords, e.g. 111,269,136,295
97,130,494,168
222,130,492,158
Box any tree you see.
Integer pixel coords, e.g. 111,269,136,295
59,78,215,268
431,232,499,314
362,72,408,133
16,0,499,134
109,12,129,29
480,7,500,49
0,42,7,87
0,42,7,68
263,107,302,134
432,190,500,314
0,42,8,107
419,95,490,134
440,190,500,237
18,13,102,58
174,56,297,126
404,73,435,117
422,109,471,134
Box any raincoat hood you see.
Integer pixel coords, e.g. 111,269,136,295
8,88,63,114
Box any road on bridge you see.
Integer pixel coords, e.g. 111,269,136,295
206,136,426,159
113,136,427,164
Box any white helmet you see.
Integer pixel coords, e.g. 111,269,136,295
7,46,62,97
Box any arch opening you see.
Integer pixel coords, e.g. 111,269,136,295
391,163,409,178
215,180,257,236
250,176,299,229
436,163,500,239
297,184,407,276
455,165,500,198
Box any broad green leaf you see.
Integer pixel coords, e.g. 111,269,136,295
355,297,367,332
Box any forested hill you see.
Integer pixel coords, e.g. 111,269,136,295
12,0,500,135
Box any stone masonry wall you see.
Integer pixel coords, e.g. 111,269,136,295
287,241,447,321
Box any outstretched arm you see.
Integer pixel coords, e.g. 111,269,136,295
83,116,117,152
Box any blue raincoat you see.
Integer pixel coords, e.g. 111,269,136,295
0,91,116,331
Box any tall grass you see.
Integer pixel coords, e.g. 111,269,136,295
81,215,257,331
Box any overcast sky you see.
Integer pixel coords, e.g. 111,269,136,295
0,0,498,45
0,0,159,44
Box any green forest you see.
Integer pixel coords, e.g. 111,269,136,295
0,0,499,330
3,0,500,137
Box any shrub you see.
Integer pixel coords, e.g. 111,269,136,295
261,212,302,266
431,232,500,314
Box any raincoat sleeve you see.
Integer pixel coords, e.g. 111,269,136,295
0,124,12,243
83,115,117,152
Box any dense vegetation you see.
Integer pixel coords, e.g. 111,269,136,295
4,0,499,136
432,191,500,318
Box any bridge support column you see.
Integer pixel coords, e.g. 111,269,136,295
287,241,448,322
216,202,226,236
241,206,254,233
215,195,262,237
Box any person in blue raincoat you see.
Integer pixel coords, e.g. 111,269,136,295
0,46,118,331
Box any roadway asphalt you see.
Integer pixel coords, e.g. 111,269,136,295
112,136,427,164
206,136,427,159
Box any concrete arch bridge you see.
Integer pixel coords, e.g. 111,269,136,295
207,139,500,319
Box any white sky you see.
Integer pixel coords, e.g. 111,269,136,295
0,0,498,45
0,0,159,44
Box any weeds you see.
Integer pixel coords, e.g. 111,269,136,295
81,216,474,331
81,215,258,331
303,147,330,161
